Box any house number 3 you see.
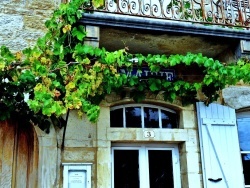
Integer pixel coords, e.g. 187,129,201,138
143,130,155,138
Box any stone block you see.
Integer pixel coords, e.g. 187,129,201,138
64,111,97,147
84,25,100,47
179,140,199,154
97,140,110,148
23,15,47,30
97,147,112,187
97,107,109,140
187,129,199,146
185,152,201,173
223,86,250,109
181,174,189,188
179,151,188,173
107,128,189,142
62,147,96,163
38,145,59,188
0,14,23,29
186,173,203,188
27,0,60,9
181,110,196,129
85,25,100,39
38,137,57,147
184,140,200,153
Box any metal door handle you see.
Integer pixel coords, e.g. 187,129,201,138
208,178,222,182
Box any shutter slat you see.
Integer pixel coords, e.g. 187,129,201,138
202,118,235,125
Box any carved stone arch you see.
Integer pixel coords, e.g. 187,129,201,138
104,91,192,130
33,123,60,188
104,91,183,110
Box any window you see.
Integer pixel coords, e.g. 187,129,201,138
111,144,181,188
110,104,178,128
237,111,250,187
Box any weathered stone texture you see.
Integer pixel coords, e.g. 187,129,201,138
223,86,250,109
34,124,61,188
0,0,61,52
62,147,96,162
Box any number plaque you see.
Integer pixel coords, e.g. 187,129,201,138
143,130,155,138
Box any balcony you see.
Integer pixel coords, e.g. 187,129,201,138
80,0,250,59
81,0,250,39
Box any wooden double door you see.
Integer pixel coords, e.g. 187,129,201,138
0,120,38,188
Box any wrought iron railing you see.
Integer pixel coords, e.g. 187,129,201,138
84,0,250,28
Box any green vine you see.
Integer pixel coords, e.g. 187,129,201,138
0,0,249,131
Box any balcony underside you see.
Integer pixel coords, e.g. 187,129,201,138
97,26,238,59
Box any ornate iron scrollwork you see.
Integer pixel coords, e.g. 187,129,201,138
87,0,250,27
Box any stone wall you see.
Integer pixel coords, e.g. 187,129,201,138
223,86,250,110
0,0,61,52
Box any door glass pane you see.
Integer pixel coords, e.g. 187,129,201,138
144,107,159,128
126,107,141,128
148,150,173,188
242,153,250,185
161,110,178,128
111,108,123,127
114,150,139,188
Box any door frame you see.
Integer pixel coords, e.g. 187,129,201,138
111,143,181,188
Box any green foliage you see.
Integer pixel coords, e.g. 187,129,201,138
72,26,86,41
0,0,250,132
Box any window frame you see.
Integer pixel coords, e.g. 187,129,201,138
110,104,178,128
111,143,181,188
237,111,250,188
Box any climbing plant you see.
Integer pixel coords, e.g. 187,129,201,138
0,0,249,131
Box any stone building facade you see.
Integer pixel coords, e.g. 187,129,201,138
0,0,250,188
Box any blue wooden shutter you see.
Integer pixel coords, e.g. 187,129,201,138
196,102,244,188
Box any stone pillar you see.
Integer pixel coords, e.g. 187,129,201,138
84,25,100,47
96,106,112,188
34,125,60,188
235,40,250,59
180,106,203,188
